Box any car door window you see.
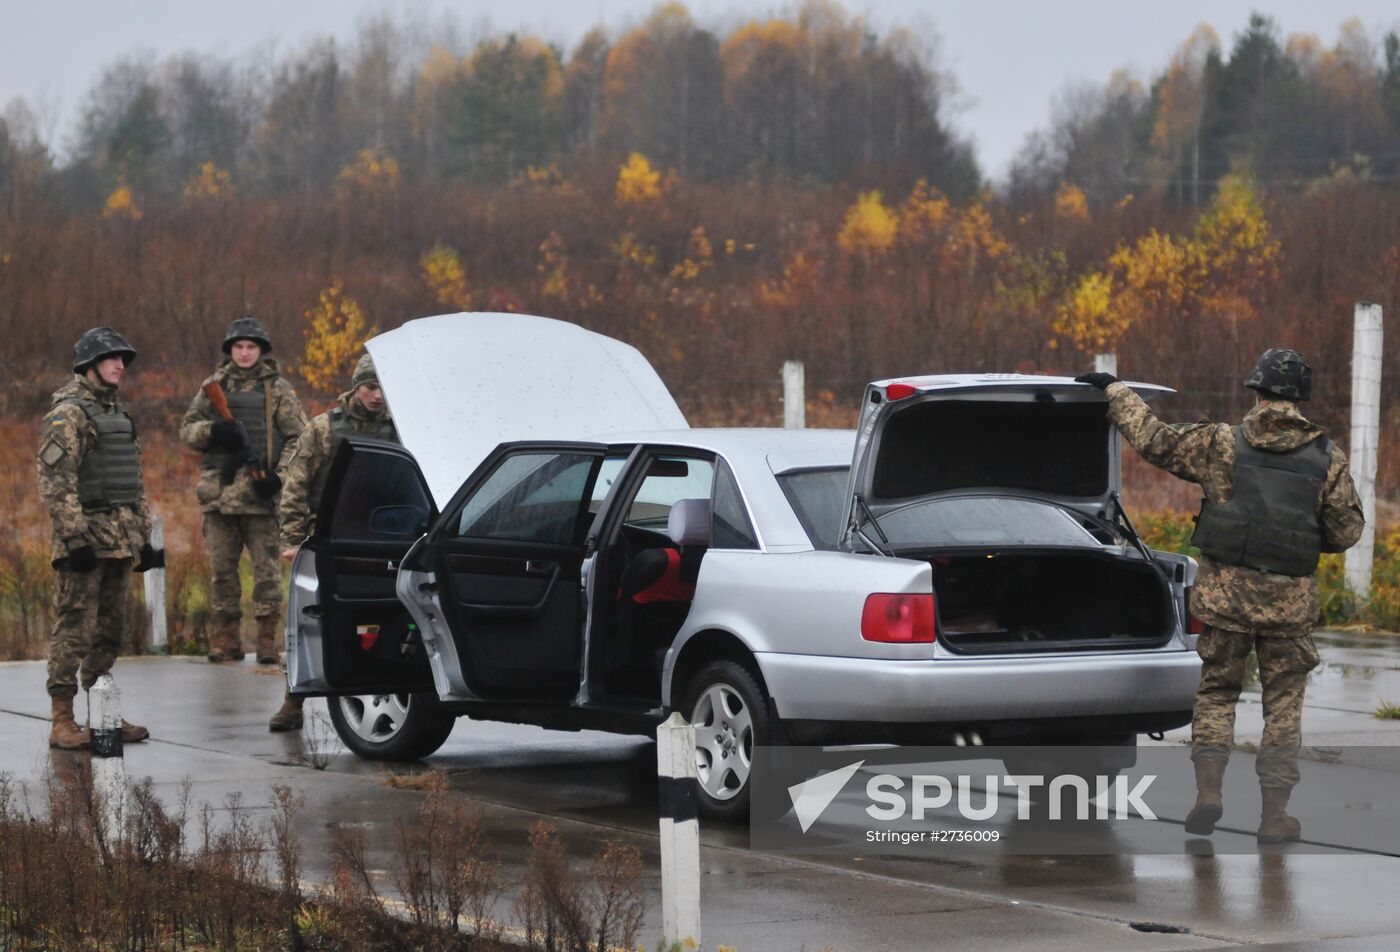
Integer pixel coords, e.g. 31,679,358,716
329,450,434,541
625,456,715,532
456,452,600,545
711,459,758,549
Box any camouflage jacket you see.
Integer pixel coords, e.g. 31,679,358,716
36,375,152,561
178,358,307,515
279,391,396,548
1105,381,1365,636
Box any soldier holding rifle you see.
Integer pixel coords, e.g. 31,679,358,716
180,316,306,664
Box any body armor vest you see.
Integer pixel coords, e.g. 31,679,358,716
203,380,282,471
308,405,400,513
1190,427,1331,577
60,398,143,510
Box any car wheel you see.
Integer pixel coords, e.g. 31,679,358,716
327,691,456,761
682,660,773,822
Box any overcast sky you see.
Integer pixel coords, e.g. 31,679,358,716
4,0,1399,180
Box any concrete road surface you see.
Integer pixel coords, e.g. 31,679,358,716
2,628,1399,951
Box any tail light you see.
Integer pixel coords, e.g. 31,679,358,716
885,383,918,401
357,624,381,651
1184,588,1203,635
862,593,936,643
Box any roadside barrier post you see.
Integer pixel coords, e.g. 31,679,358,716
1346,302,1382,602
1094,353,1118,376
657,712,702,948
89,674,126,847
143,515,167,652
783,360,805,429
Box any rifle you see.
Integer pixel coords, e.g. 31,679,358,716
203,381,269,486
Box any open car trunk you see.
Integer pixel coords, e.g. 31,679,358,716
923,549,1175,654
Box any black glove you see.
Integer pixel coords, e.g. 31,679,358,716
209,419,246,450
63,545,98,573
252,472,283,498
134,543,165,573
1074,372,1118,391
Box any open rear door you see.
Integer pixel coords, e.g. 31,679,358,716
287,437,437,696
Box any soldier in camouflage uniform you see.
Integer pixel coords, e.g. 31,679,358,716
267,352,399,730
1078,349,1364,843
179,316,306,665
37,327,161,749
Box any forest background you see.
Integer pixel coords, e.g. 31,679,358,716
2,1,1400,650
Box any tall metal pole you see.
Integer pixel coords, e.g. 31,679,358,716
1345,303,1383,602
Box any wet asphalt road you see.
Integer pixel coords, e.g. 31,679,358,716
2,631,1400,951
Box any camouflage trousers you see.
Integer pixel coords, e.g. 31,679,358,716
47,559,131,698
202,512,281,621
1191,624,1320,789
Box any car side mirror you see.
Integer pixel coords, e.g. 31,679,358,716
369,504,429,537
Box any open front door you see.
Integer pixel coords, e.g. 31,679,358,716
419,442,611,701
287,437,437,696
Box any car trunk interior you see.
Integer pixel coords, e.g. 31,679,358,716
923,551,1174,653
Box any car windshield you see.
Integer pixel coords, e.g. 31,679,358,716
779,467,1102,550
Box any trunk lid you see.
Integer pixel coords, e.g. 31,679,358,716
838,374,1171,551
366,312,687,505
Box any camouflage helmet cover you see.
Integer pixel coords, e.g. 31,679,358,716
1245,347,1312,401
221,314,273,354
73,326,137,372
351,352,379,389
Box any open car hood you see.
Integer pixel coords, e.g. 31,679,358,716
366,313,687,505
838,374,1173,551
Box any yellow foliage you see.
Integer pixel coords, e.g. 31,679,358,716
419,244,473,311
1194,171,1279,281
898,179,950,244
951,201,1011,261
181,162,235,205
338,148,401,193
1054,271,1127,353
669,227,713,281
616,152,663,204
1053,182,1090,224
611,232,658,270
838,191,899,255
102,184,142,221
301,283,377,394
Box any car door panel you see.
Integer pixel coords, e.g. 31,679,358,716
288,437,437,696
425,443,608,701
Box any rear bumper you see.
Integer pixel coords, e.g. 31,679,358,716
757,649,1201,723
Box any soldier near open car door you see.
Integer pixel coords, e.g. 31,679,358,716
1078,348,1364,842
179,316,306,666
270,352,397,731
37,327,160,749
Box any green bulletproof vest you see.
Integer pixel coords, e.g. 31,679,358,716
61,398,144,510
1190,426,1331,577
203,379,283,472
307,405,400,513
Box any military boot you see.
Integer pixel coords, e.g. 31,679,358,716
49,695,90,750
1184,758,1226,835
255,615,280,665
207,616,244,663
268,692,304,732
1258,787,1302,843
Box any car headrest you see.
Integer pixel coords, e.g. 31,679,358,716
668,498,711,547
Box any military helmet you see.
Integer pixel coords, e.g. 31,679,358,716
1245,348,1312,402
221,314,273,354
351,352,379,389
73,326,137,373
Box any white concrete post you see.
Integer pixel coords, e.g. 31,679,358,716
657,712,701,949
143,515,167,651
782,360,805,429
1346,303,1383,601
1094,353,1118,376
89,674,126,847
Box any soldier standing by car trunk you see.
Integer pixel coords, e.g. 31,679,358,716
271,352,398,731
38,327,160,749
1078,349,1364,842
180,316,306,665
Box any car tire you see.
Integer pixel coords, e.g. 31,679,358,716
327,691,456,761
681,659,773,822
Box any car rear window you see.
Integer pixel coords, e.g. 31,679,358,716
876,496,1101,548
779,468,849,550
